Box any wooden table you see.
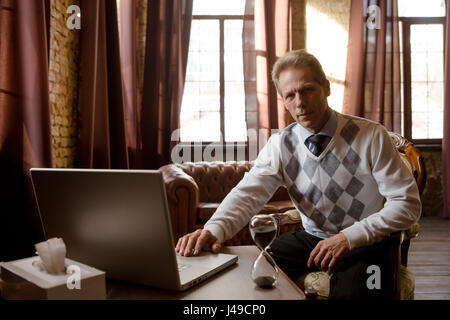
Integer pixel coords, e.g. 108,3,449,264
107,246,305,300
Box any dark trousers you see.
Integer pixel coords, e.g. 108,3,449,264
269,229,393,299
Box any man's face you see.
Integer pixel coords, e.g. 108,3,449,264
278,66,331,133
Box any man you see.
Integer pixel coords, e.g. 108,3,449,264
176,50,421,299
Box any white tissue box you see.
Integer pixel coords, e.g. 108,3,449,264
0,256,106,300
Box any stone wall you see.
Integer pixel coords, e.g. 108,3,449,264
292,0,306,49
48,0,80,168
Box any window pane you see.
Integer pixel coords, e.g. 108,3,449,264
225,83,247,142
411,82,428,112
193,0,246,15
224,20,247,142
425,25,444,52
410,53,427,82
186,20,220,81
411,112,428,139
410,24,444,140
224,20,244,81
180,20,220,142
199,82,220,112
429,111,444,138
428,82,443,112
398,0,445,17
428,52,444,82
410,24,443,53
200,112,221,141
180,111,221,142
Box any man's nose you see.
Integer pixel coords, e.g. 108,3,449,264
292,92,304,108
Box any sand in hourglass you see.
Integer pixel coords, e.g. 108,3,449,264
250,225,277,249
254,275,277,288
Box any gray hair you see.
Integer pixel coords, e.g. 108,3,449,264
271,49,328,96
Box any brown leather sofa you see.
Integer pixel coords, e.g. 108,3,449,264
160,161,297,245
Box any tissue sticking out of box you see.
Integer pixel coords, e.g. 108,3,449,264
34,238,67,275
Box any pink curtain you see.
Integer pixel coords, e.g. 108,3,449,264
0,0,52,260
244,0,292,153
343,0,401,133
440,1,450,219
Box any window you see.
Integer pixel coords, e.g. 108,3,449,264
399,0,446,144
180,0,250,143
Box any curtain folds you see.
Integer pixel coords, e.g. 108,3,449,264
440,1,450,219
0,0,52,260
118,0,141,169
73,0,193,170
75,0,128,169
343,0,401,133
243,0,292,154
140,0,193,169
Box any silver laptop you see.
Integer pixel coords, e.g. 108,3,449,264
30,168,238,291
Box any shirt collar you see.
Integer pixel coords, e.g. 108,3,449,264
298,109,337,143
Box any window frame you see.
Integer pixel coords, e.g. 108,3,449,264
181,14,254,147
400,16,446,148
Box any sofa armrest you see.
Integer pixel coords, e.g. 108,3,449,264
271,209,303,237
160,164,200,241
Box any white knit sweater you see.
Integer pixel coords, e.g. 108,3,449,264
204,112,421,250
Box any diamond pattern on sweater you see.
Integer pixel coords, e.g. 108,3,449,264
342,147,361,174
348,198,365,220
285,155,301,181
340,119,360,145
345,176,364,197
328,205,346,228
279,118,368,232
320,151,340,177
304,156,319,179
289,184,303,204
324,179,344,203
284,130,299,154
304,183,322,205
311,209,327,228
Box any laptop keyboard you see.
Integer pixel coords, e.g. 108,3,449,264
177,263,191,272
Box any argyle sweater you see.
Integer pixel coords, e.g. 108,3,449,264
204,111,421,250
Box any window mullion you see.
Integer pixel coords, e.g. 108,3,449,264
402,22,412,141
220,18,225,143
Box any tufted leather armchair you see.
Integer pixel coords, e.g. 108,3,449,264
160,161,297,245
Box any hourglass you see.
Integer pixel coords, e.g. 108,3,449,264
249,214,279,288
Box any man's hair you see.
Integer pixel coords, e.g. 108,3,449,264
271,49,328,96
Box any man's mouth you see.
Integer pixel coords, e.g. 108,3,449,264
297,112,312,117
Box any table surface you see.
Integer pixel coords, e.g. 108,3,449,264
107,245,305,300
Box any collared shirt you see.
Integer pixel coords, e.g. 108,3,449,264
298,109,337,150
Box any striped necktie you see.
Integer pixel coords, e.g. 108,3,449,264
305,134,327,156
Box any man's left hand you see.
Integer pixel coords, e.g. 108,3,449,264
307,233,350,275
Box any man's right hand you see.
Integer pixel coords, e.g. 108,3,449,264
175,229,222,257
